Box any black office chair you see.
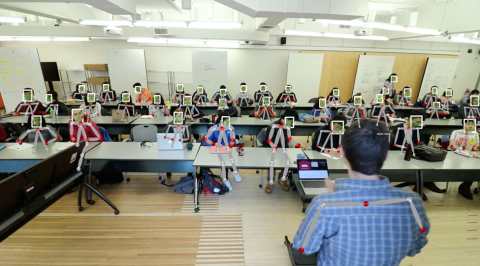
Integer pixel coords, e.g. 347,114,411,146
308,98,317,103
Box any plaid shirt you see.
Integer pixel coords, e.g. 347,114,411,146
293,177,430,266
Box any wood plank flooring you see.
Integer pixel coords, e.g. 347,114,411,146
1,171,480,265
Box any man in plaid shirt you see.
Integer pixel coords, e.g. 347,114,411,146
293,120,430,266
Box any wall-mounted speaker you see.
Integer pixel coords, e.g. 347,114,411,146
280,37,287,45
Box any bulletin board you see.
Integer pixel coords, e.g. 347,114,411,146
0,48,46,112
366,53,457,103
300,51,365,102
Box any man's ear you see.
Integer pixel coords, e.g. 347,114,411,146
340,146,350,169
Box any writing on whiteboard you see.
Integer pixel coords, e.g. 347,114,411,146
418,58,458,101
352,55,395,102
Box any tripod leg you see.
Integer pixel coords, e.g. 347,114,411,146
83,182,120,214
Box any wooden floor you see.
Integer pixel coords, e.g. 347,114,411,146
1,172,480,266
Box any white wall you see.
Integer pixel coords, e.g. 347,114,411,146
1,37,478,103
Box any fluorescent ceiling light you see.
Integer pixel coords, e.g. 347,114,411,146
206,41,240,47
188,21,242,29
357,35,389,41
168,39,205,45
449,36,480,45
405,27,441,35
52,37,90,42
0,37,14,41
15,37,51,42
365,21,406,31
323,32,358,39
127,38,167,44
79,19,132,27
284,30,323,37
314,19,365,27
133,20,187,28
0,16,26,23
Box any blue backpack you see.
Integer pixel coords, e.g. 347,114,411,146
200,168,228,195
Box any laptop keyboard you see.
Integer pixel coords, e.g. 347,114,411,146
301,181,326,188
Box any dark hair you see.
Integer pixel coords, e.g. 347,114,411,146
220,85,226,90
133,82,141,88
27,115,46,129
328,87,338,96
153,93,165,105
23,88,34,96
330,114,347,125
121,91,133,104
48,90,58,100
240,82,246,86
442,91,446,96
472,89,479,95
410,110,426,121
313,96,325,109
216,110,230,124
280,107,299,121
260,82,267,85
342,120,389,175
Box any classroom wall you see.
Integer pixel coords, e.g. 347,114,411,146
1,39,479,106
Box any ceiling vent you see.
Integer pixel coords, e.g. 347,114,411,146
154,28,169,35
339,25,351,29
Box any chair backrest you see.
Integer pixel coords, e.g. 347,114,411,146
308,97,317,103
132,125,158,142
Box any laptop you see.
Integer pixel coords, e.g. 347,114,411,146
297,159,329,195
157,133,184,150
210,145,228,154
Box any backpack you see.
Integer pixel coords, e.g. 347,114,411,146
169,176,195,194
413,143,447,162
200,168,228,195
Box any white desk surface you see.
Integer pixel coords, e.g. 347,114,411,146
190,117,324,127
303,150,432,171
0,142,100,160
85,142,200,161
424,119,462,127
193,146,303,168
416,152,480,170
131,116,171,125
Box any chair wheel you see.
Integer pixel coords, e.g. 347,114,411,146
195,207,200,213
78,206,84,212
87,200,95,205
259,184,263,188
114,210,120,215
126,178,131,182
302,208,306,213
474,188,480,194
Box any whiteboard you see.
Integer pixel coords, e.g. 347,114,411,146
192,51,227,96
286,53,324,104
352,55,395,103
418,57,459,100
0,48,46,112
107,49,148,95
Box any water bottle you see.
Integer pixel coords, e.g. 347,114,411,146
238,138,244,156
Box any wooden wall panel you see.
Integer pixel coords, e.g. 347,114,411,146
301,51,364,102
366,53,457,103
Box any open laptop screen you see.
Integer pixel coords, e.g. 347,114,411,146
298,159,329,180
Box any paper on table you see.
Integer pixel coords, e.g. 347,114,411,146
140,115,154,119
56,142,76,151
8,143,34,151
320,152,341,160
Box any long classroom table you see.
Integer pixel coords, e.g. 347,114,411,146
0,142,100,173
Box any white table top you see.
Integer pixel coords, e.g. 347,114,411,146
85,142,200,161
303,150,432,171
424,119,462,127
190,117,324,127
131,116,171,125
0,142,100,160
416,152,480,170
193,146,303,168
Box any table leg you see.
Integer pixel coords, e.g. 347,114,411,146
88,160,93,202
416,170,424,197
194,168,199,213
260,170,264,188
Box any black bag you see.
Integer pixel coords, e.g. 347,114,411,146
413,143,447,162
95,172,124,185
199,168,228,195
